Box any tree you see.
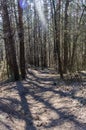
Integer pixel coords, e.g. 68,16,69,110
2,0,20,81
63,0,70,73
52,0,63,78
18,0,26,79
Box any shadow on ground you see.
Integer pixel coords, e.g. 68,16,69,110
0,68,86,130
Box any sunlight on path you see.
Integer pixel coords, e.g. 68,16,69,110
0,68,86,130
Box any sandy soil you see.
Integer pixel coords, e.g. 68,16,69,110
0,68,86,130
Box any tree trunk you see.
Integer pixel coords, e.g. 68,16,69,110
2,0,19,81
18,0,26,79
53,0,63,79
64,0,69,73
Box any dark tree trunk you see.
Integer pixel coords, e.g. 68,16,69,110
18,1,26,79
64,0,69,73
2,0,20,81
53,0,63,79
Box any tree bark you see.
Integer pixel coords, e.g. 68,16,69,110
18,0,26,79
64,0,70,73
2,0,19,81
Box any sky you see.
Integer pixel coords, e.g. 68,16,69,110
20,0,48,29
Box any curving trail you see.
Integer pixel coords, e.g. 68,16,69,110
0,68,86,130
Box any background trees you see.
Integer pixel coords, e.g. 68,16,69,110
0,0,86,81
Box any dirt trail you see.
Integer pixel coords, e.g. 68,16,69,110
0,68,86,130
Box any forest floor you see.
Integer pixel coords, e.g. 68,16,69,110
0,68,86,130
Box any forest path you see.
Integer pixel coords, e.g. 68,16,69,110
0,68,86,130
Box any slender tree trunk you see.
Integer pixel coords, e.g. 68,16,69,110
53,0,63,78
18,0,26,79
64,0,69,73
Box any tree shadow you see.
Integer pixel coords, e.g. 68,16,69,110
25,69,86,129
16,81,37,130
0,98,21,119
27,68,86,87
0,120,13,130
0,82,37,130
0,68,86,130
27,68,59,82
21,83,86,130
25,76,86,106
